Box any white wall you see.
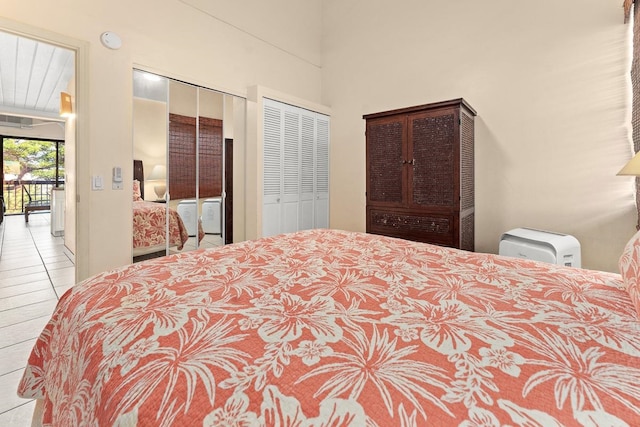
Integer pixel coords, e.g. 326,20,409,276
132,98,167,201
63,116,76,257
0,122,64,140
322,0,635,272
2,0,323,278
2,0,634,274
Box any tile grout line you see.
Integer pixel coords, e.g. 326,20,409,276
0,399,35,417
0,287,55,302
24,225,60,301
0,297,58,314
0,313,52,331
0,336,38,351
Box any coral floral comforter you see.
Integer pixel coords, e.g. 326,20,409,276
132,200,201,252
18,229,640,426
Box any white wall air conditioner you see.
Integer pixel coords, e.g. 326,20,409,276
177,199,198,237
499,227,581,268
50,188,65,237
201,197,221,235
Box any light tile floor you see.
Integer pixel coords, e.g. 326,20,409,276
178,233,224,252
0,213,74,426
0,213,223,426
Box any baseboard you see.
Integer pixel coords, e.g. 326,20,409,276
0,219,5,259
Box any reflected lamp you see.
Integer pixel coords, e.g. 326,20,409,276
618,151,640,176
148,164,167,200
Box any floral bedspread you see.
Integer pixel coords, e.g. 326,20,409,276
132,200,202,251
18,229,640,426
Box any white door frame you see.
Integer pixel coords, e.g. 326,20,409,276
0,17,90,281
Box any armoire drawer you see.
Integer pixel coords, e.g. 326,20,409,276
367,209,454,246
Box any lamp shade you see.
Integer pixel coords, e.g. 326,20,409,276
618,151,640,176
148,164,167,200
148,164,166,181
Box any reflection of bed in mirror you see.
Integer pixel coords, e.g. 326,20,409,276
132,160,203,262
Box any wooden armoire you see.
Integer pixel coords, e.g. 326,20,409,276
364,98,476,251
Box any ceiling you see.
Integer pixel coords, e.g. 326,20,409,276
0,30,75,122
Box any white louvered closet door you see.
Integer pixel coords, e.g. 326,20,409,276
282,106,301,233
262,98,330,237
299,113,315,230
315,114,330,229
262,101,282,237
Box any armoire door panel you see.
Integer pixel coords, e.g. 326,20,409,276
409,109,457,207
460,110,475,213
366,116,406,206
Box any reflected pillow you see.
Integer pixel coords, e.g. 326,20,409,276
133,180,143,202
619,229,640,317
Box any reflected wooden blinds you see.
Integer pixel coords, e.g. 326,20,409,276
168,113,222,200
632,3,640,228
633,4,640,153
199,117,223,198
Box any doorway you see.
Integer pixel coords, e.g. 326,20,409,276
0,22,84,281
224,138,233,244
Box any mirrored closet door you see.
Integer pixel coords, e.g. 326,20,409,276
132,69,245,262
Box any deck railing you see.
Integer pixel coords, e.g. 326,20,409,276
2,180,64,215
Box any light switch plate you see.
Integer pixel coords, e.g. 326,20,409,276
92,175,104,190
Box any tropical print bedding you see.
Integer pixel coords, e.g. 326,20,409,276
132,200,202,252
18,229,640,426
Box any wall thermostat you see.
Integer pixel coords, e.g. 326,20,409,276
100,32,122,50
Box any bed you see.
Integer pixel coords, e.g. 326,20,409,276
18,229,640,426
132,199,191,258
132,160,204,261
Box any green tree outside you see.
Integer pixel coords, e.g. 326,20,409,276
3,138,64,181
2,138,64,214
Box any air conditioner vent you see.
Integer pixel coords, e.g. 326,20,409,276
0,115,33,127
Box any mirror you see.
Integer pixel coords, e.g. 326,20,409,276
168,80,199,253
132,70,245,261
195,87,223,249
